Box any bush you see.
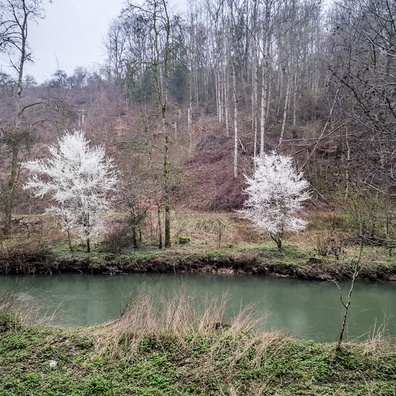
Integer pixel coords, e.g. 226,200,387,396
316,234,345,259
99,222,132,254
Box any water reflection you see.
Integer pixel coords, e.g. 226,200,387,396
1,273,395,342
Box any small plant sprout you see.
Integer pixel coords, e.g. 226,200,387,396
23,130,118,252
241,152,310,249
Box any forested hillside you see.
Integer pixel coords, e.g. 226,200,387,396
1,0,395,250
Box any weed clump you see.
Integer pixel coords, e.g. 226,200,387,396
0,310,20,332
0,292,22,332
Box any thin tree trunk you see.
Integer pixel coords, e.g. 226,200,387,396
279,73,290,147
151,0,172,249
215,71,222,122
4,145,20,235
270,233,282,250
252,71,258,158
251,0,259,159
158,204,163,249
131,210,139,249
225,65,230,137
345,127,350,199
252,40,258,158
67,229,74,252
233,65,238,178
187,104,192,152
3,7,28,235
292,71,297,127
334,256,362,355
164,133,171,248
260,60,268,157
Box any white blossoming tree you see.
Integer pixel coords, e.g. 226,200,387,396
242,152,310,249
23,130,118,252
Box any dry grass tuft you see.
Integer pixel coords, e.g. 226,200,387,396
91,290,277,358
362,319,396,355
0,291,20,331
0,287,64,329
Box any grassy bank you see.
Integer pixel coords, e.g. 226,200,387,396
0,294,395,396
1,210,396,281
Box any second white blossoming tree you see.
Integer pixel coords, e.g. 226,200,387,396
241,152,310,249
23,130,118,252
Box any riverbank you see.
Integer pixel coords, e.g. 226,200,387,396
1,243,396,281
0,305,395,395
1,209,396,281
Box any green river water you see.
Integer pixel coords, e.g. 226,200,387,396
1,273,395,342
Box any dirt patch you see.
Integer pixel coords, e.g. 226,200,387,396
180,135,249,211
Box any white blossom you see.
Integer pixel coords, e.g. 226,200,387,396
241,152,310,248
23,130,118,249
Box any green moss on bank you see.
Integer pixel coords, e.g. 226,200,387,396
0,319,395,395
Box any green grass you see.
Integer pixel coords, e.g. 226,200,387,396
0,321,395,395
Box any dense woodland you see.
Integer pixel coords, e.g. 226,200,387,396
1,0,396,250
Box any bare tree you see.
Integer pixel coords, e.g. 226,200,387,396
109,0,183,248
333,246,363,355
328,0,396,193
0,0,48,235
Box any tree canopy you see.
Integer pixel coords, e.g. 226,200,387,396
23,130,118,251
241,152,310,249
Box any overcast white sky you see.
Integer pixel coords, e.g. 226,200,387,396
24,0,187,83
11,0,330,84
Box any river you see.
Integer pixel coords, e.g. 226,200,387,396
1,273,395,342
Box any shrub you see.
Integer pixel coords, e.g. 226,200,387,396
99,222,131,254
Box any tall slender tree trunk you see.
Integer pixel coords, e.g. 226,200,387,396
232,64,238,178
260,57,270,157
3,1,30,235
279,72,290,147
251,7,259,158
163,133,171,248
334,258,362,355
292,71,297,127
4,145,20,235
157,204,163,249
4,97,23,237
150,0,173,249
187,101,192,152
252,63,258,158
344,127,350,199
225,63,230,137
215,71,222,122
